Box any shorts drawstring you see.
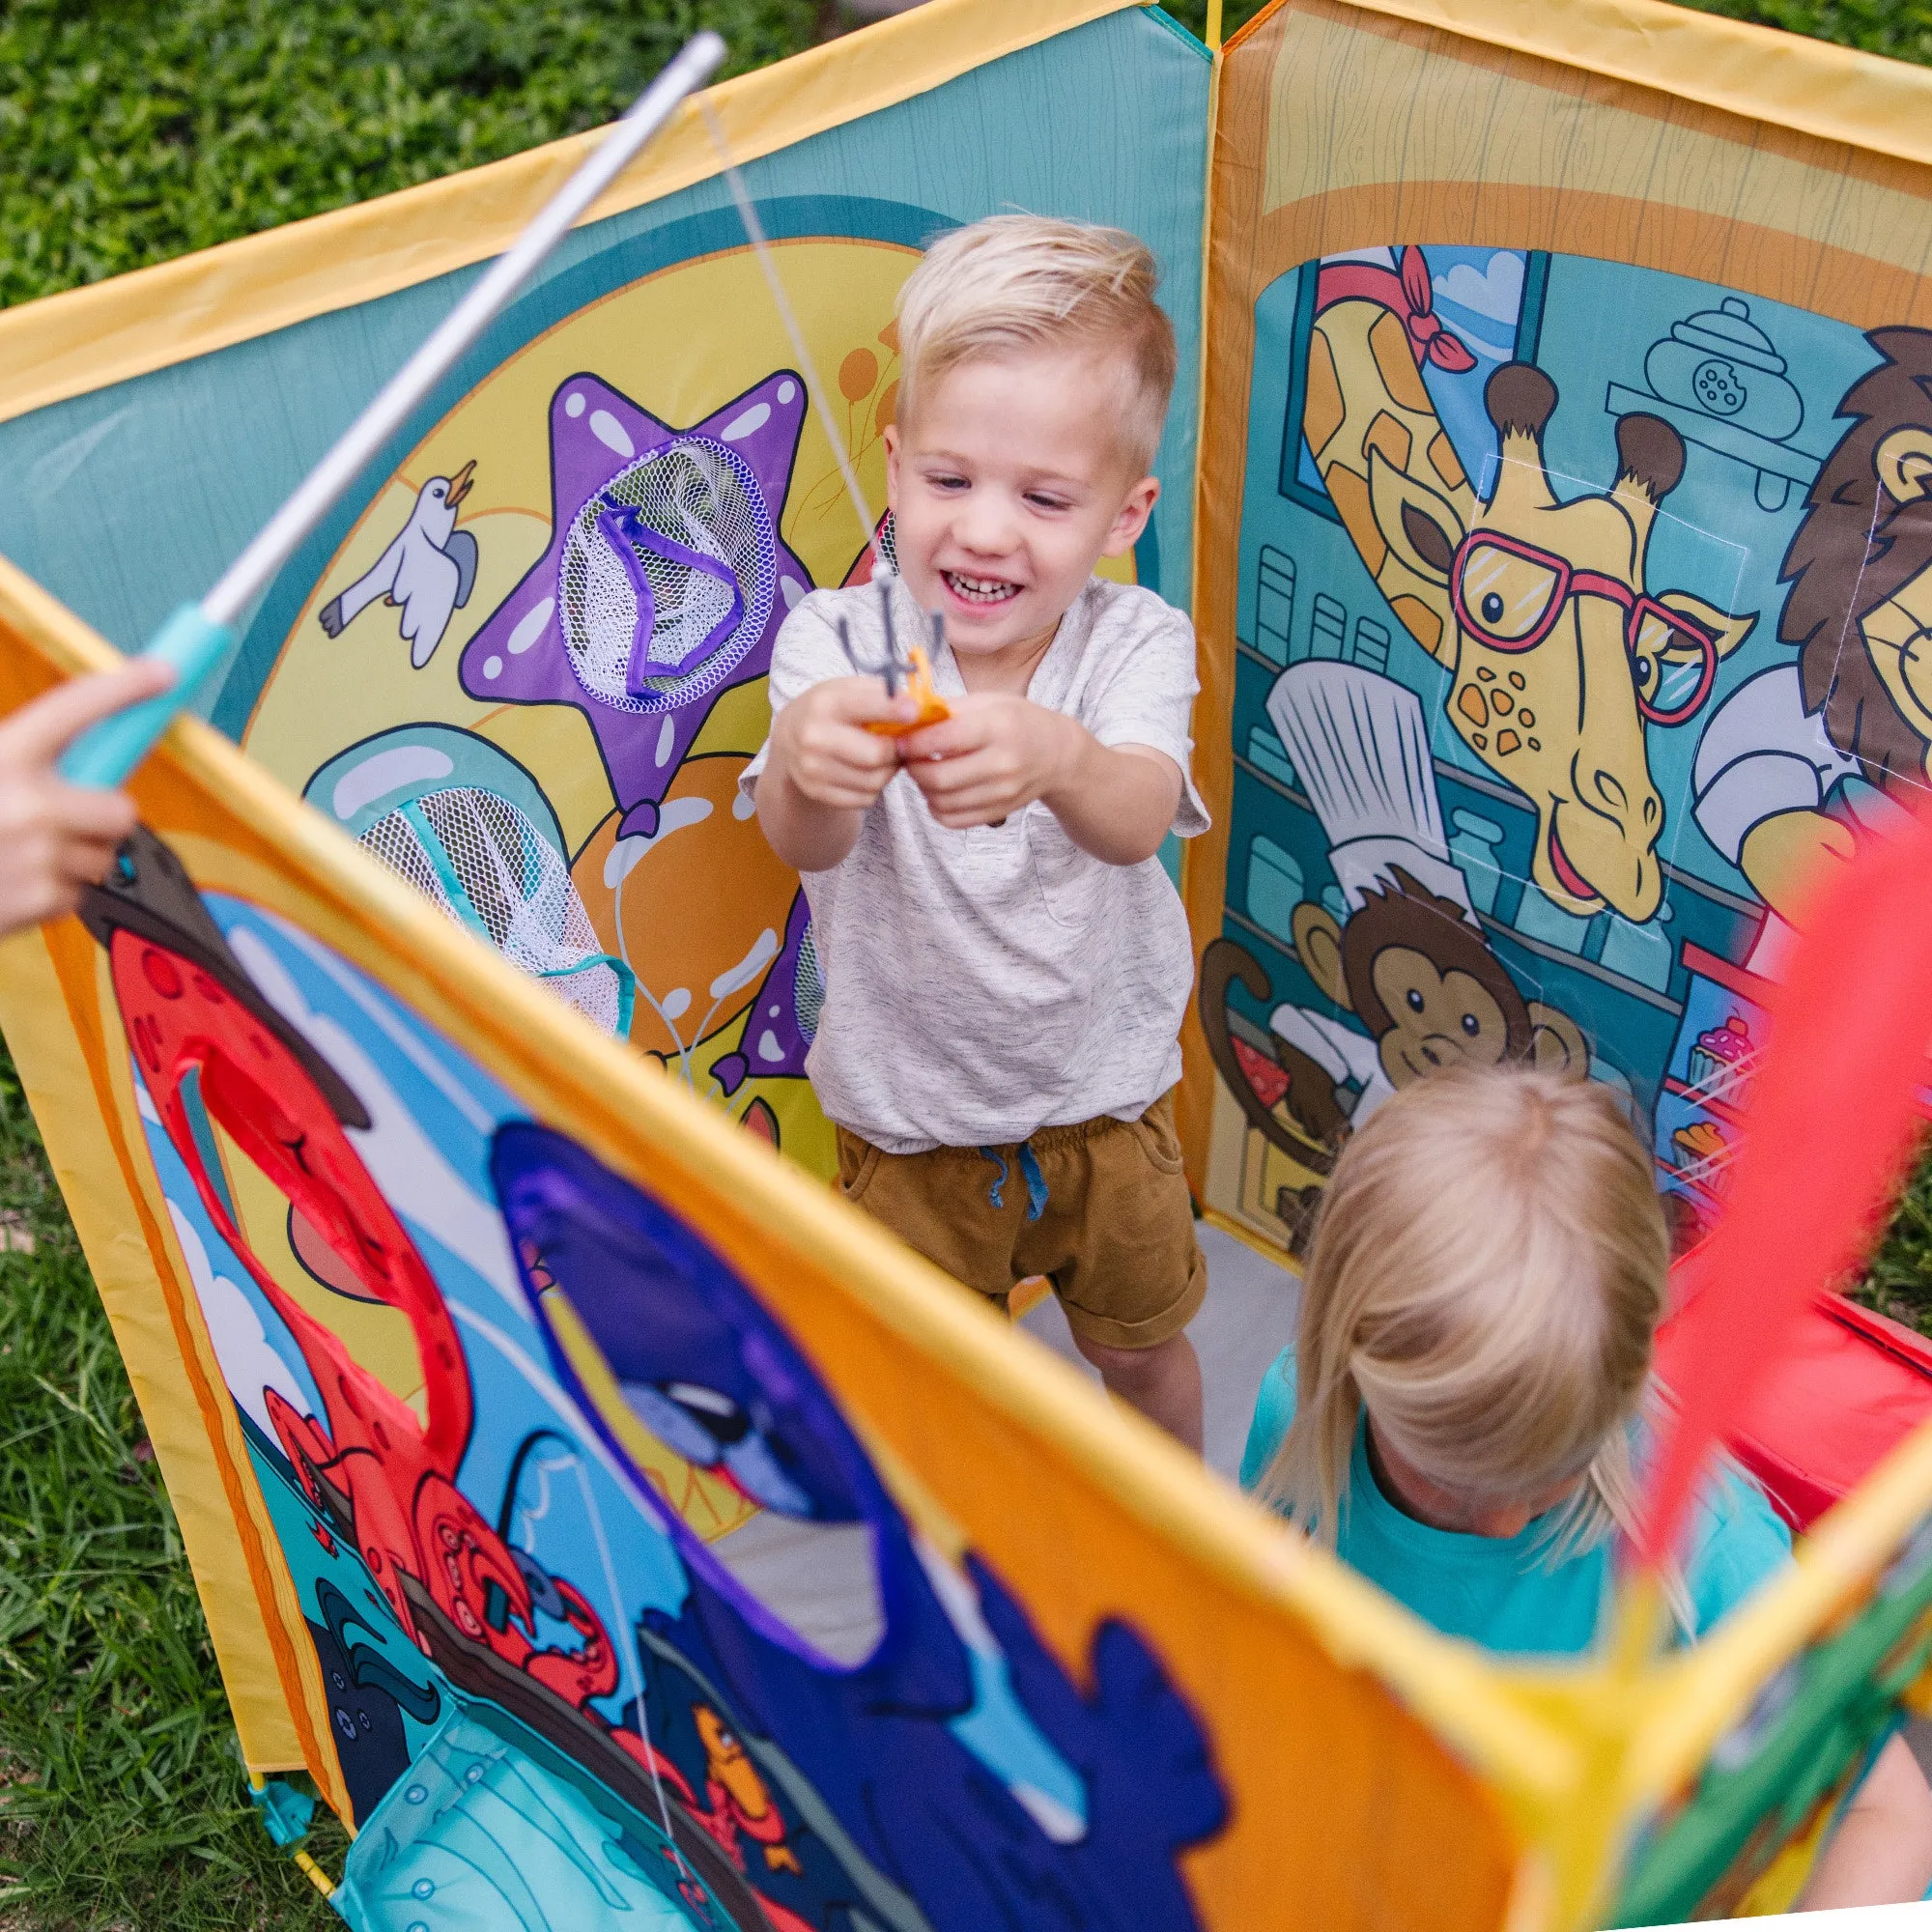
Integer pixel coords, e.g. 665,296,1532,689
978,1142,1049,1223
1016,1143,1048,1222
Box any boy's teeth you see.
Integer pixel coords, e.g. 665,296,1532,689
944,571,1019,605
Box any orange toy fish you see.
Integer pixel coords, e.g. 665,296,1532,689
866,640,950,736
840,580,952,736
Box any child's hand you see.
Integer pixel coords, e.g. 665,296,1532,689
771,675,919,810
899,694,1078,829
0,660,174,938
757,675,922,872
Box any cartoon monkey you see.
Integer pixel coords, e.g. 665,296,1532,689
1201,867,1589,1162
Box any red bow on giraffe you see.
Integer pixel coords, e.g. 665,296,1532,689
1314,245,1479,374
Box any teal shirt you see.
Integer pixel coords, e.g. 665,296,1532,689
1240,1348,1792,1655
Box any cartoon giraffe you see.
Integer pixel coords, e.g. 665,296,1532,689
1303,253,1753,922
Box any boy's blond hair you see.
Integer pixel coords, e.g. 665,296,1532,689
1258,1065,1682,1604
895,215,1178,473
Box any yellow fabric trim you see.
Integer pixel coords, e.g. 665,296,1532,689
0,927,306,1771
0,0,1145,428
1627,1402,1932,1809
1200,1206,1303,1277
1332,0,1932,171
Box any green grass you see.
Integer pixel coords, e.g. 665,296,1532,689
2,0,1932,1924
1850,1144,1932,1338
0,1045,349,1928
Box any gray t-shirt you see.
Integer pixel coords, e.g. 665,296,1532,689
741,575,1209,1152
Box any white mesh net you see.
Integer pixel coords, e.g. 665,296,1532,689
793,921,823,1045
557,437,775,715
359,788,628,1036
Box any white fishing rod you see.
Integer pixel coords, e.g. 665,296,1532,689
63,30,725,787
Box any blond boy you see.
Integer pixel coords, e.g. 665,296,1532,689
741,217,1208,1447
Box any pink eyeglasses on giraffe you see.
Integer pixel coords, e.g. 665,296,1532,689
1449,527,1720,726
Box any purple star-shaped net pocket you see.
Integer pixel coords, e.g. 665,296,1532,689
558,436,775,714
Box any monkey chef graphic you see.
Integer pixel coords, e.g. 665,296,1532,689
1203,663,1587,1168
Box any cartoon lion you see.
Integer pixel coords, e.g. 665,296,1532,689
1694,327,1932,933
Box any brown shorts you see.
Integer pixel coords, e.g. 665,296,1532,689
835,1090,1206,1350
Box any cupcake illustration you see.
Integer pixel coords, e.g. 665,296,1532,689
1689,1011,1756,1098
1671,1117,1732,1181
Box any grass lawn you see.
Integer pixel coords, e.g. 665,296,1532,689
2,0,1931,1924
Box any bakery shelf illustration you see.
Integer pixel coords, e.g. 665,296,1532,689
1605,298,1825,513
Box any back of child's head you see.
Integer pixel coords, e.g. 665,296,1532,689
895,214,1179,473
1260,1064,1669,1560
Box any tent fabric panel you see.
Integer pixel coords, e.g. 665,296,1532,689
0,549,1538,1923
0,679,347,1805
0,924,311,1772
1271,0,1932,171
1180,0,1932,1203
0,6,1209,685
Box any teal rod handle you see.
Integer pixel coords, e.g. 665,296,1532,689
57,604,237,789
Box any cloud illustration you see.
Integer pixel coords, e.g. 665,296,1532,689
166,1199,313,1438
1433,251,1524,323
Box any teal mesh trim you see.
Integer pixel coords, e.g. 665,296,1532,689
540,951,637,1037
398,797,492,947
334,1705,725,1931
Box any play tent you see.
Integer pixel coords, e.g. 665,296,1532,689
6,0,1932,1923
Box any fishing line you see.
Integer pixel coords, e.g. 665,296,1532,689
568,1453,703,1901
63,34,727,786
700,103,888,580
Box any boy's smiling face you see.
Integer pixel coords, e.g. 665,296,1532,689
884,347,1160,678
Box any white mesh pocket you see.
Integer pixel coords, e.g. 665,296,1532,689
360,810,459,921
557,437,774,715
794,921,824,1045
358,788,631,1037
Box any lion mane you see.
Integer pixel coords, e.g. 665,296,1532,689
1779,326,1932,792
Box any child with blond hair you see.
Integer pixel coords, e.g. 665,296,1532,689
1243,1063,1932,1909
744,215,1208,1446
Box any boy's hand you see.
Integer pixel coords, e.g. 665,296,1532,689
0,660,174,937
899,694,1078,829
771,676,918,810
757,675,920,872
902,694,1183,865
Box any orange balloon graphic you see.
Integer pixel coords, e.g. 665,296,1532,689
571,754,801,1062
878,317,901,355
877,380,898,430
839,348,879,403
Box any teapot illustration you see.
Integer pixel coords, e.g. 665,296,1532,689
1606,296,1823,512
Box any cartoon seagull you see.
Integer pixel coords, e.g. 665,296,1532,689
319,462,479,668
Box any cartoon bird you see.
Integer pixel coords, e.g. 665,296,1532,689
319,462,479,668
